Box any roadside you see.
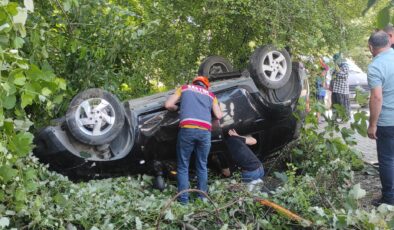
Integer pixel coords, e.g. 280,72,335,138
321,104,380,208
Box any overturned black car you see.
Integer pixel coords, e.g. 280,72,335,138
34,45,309,183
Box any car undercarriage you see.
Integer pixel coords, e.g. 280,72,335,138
34,45,309,189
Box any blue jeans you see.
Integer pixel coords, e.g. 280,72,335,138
377,126,394,204
241,165,264,183
176,128,211,203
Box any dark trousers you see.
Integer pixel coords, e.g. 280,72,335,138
176,128,211,203
377,126,394,204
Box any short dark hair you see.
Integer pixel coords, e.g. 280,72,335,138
368,30,390,49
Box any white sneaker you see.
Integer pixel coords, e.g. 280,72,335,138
247,179,263,192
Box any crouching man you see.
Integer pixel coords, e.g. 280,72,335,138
220,129,265,191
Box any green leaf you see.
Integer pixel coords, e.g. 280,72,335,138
41,46,48,58
3,120,14,135
21,91,35,108
6,2,18,15
14,201,26,212
13,71,26,85
0,108,3,126
53,94,64,104
25,64,45,80
0,190,4,201
0,165,18,183
16,60,29,69
41,87,51,96
0,142,6,154
63,0,72,12
7,132,34,156
274,171,288,183
24,168,37,180
15,188,26,201
164,209,174,220
25,181,38,192
2,94,16,109
0,23,10,32
348,183,366,200
24,167,37,180
34,196,42,209
13,36,25,48
54,193,67,206
13,119,33,131
1,82,11,94
55,78,67,90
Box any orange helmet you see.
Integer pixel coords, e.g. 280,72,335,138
192,76,210,89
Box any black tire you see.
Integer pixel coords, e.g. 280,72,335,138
249,45,292,89
198,56,233,80
66,88,125,145
266,62,303,107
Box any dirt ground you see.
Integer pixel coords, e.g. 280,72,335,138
355,163,381,208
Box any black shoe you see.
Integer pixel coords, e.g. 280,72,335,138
372,198,394,207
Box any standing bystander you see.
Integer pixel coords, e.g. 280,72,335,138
367,30,394,206
331,53,350,121
165,76,222,204
383,24,394,48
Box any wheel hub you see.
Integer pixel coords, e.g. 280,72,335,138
75,98,116,136
209,63,228,74
261,51,287,82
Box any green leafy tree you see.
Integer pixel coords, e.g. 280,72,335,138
0,1,65,227
24,0,371,104
362,0,392,28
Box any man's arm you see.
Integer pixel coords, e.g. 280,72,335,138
368,87,383,139
212,99,223,119
164,93,180,111
228,129,257,145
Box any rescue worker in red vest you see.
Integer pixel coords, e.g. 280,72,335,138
165,76,222,204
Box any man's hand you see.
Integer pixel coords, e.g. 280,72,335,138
221,168,231,177
228,129,257,145
164,93,180,112
367,125,378,139
368,87,382,140
228,129,239,137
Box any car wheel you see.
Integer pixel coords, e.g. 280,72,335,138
66,88,125,145
249,45,292,89
266,62,303,107
198,56,233,79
